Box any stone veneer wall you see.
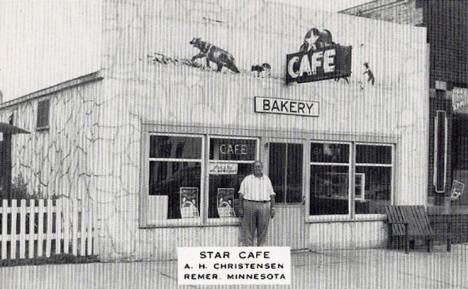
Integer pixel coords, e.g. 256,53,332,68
0,80,103,201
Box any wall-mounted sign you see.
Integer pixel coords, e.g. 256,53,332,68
209,163,238,175
286,28,352,84
255,97,319,117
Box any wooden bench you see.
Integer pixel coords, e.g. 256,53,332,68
385,205,451,253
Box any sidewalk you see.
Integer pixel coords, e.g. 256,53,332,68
1,244,467,289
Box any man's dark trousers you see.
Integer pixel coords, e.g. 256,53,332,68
241,200,270,246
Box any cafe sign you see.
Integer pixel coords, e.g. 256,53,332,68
255,97,319,117
210,138,256,161
286,28,352,84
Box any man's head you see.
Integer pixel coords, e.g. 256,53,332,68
252,161,263,177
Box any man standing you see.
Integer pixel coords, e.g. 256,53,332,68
238,161,275,246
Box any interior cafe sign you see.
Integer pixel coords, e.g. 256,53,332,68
286,28,352,84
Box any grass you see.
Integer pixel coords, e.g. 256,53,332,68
0,254,99,267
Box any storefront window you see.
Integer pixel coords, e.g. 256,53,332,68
309,142,393,216
355,144,392,214
310,142,350,215
208,137,258,218
148,135,203,220
143,132,394,225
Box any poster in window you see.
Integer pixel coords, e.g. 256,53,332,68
451,180,464,201
217,188,235,217
180,187,199,218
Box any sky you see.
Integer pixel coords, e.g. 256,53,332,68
0,0,370,102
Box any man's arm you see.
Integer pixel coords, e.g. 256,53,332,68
267,178,276,218
238,178,246,217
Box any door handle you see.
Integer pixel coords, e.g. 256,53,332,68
302,195,306,205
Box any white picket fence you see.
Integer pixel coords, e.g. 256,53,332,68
0,199,96,260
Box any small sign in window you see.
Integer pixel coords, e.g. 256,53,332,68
209,163,238,175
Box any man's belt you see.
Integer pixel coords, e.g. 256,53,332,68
244,199,270,203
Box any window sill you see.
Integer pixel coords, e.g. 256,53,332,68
142,218,203,228
140,217,241,229
206,217,241,226
306,214,386,223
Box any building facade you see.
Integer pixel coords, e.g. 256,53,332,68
0,0,428,261
342,0,468,211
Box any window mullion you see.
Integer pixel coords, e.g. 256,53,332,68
349,143,356,219
284,144,288,203
202,135,209,224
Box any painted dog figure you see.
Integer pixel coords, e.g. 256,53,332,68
190,37,240,73
251,63,271,77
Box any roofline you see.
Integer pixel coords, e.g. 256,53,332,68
0,71,103,110
339,0,407,14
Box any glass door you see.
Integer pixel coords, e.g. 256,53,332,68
269,143,304,204
264,139,306,249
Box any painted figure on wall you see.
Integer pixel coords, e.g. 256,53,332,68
251,63,271,77
189,37,240,73
363,62,375,85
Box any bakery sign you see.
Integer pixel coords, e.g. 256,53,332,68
286,28,352,84
255,97,319,117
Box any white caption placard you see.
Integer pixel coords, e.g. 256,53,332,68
178,247,291,285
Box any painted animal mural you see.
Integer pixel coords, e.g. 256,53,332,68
148,30,372,88
189,37,240,73
363,62,375,85
251,63,271,77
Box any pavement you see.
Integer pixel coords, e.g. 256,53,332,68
1,244,467,289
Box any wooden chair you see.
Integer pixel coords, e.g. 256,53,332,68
385,205,451,253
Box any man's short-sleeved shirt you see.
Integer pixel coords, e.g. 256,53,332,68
238,174,275,201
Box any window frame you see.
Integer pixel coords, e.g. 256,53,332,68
206,136,259,225
307,141,394,222
433,110,448,193
141,133,260,228
143,133,205,227
309,141,352,219
139,124,398,227
354,142,394,220
36,98,50,131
